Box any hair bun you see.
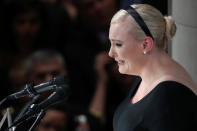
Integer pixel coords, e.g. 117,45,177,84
164,16,177,41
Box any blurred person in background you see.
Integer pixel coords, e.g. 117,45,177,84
2,0,49,56
24,49,67,102
7,49,103,131
89,51,135,131
35,103,69,131
3,49,68,131
26,49,67,85
0,0,50,100
63,0,119,110
0,0,72,92
26,50,103,131
5,49,67,121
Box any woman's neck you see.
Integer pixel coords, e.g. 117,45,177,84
139,48,170,84
130,49,174,104
137,48,197,96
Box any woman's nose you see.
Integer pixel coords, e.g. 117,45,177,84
108,46,115,58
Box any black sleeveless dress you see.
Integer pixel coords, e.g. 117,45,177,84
113,77,197,131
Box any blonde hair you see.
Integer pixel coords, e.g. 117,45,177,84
111,4,177,50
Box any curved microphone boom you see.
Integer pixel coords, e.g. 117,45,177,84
7,76,67,100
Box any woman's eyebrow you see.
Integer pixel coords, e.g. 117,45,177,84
110,39,123,43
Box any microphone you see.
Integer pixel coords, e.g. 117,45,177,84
8,85,70,129
37,85,70,110
7,76,67,100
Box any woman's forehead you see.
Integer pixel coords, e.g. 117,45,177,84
109,21,131,41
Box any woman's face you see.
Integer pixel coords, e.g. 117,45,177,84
109,21,143,75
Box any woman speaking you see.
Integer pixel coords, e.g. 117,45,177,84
108,4,197,131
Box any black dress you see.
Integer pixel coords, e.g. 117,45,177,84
113,77,197,131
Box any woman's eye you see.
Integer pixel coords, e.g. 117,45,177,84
116,43,122,47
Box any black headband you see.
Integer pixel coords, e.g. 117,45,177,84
124,6,154,39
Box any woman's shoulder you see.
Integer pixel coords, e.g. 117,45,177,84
155,80,196,96
148,80,197,108
143,80,197,121
144,80,197,130
166,59,197,94
160,72,197,95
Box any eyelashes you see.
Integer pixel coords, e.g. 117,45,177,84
116,43,122,47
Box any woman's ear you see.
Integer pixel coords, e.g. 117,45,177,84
141,36,154,54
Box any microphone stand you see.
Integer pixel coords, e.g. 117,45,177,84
0,107,13,131
6,102,37,131
13,95,40,123
28,109,45,131
7,86,68,131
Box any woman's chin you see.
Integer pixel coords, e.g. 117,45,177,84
119,68,134,75
118,68,127,74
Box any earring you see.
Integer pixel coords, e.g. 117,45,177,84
143,50,146,55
